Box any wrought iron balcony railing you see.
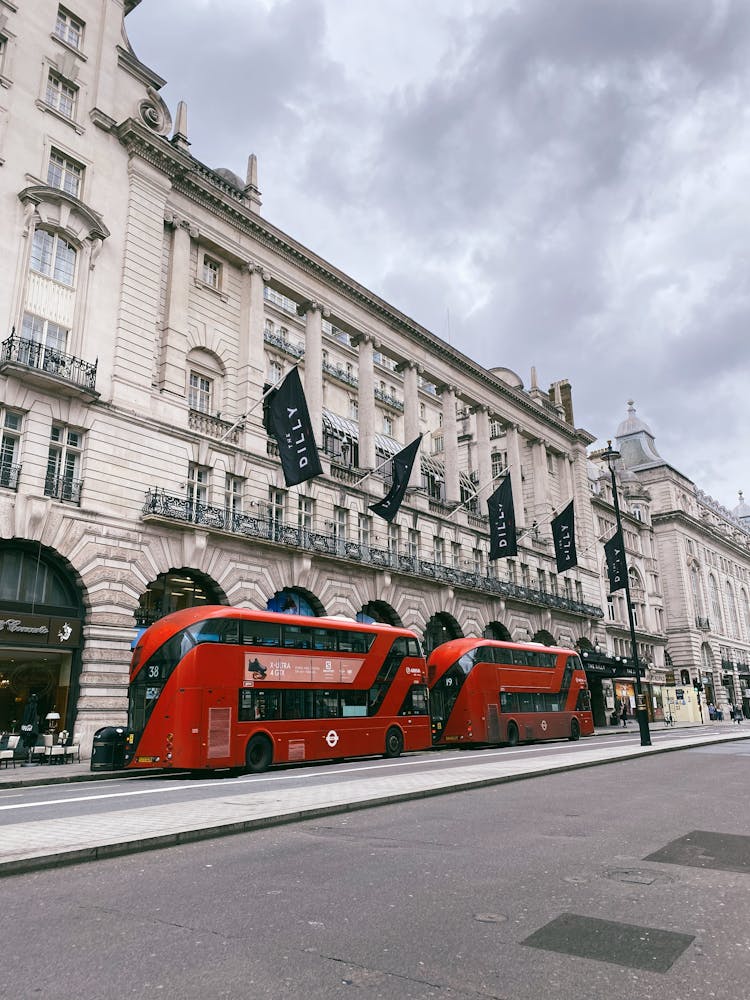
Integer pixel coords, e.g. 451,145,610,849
373,387,404,411
0,462,21,491
44,474,82,505
322,359,359,388
142,488,604,619
1,333,97,391
263,330,305,358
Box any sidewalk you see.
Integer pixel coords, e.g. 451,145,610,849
0,718,733,790
1,722,748,878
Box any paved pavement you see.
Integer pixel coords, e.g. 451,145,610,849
1,720,748,877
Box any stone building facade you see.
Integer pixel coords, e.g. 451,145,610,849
0,1,609,755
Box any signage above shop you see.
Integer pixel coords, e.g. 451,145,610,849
0,609,82,648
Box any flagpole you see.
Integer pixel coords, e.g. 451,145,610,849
444,466,511,520
354,434,423,488
217,362,301,443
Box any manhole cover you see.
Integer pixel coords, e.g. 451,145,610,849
603,868,675,885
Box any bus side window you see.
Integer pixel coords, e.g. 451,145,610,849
244,622,280,647
315,690,339,718
282,689,315,719
518,692,534,712
312,628,336,650
283,624,312,649
189,619,241,644
407,637,422,657
339,631,373,653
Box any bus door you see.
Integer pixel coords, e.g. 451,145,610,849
486,702,500,741
204,691,234,768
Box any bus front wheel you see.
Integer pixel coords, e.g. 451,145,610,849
384,727,404,759
245,735,272,773
507,722,519,747
569,719,581,742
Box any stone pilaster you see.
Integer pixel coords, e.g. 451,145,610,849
357,335,376,470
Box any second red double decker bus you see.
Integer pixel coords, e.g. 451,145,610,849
428,638,594,746
125,606,430,773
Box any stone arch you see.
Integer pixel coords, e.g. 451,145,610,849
483,620,512,641
424,611,463,655
135,567,227,627
357,600,403,626
266,587,326,617
531,628,556,646
0,539,88,736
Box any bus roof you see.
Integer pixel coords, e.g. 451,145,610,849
428,637,579,662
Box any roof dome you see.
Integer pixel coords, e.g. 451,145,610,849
616,400,653,438
614,400,664,470
733,490,750,524
214,167,244,190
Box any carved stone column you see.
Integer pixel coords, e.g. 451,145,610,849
402,363,421,488
441,385,460,505
506,424,526,529
159,217,192,396
298,300,326,447
240,262,269,432
357,335,377,470
476,406,492,498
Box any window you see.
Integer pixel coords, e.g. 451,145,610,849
433,536,445,565
521,563,530,587
408,528,420,559
332,506,347,543
187,463,209,507
201,255,221,290
20,313,68,372
47,148,83,198
491,451,507,478
432,434,444,454
0,411,22,490
708,574,723,631
298,496,313,532
419,403,426,420
54,7,84,49
490,418,503,439
382,414,393,436
45,70,77,119
30,229,77,286
268,488,285,526
349,397,359,420
188,371,212,413
268,358,283,383
358,513,371,549
225,476,243,517
546,451,555,475
473,547,483,575
451,542,461,568
388,522,400,554
45,424,82,503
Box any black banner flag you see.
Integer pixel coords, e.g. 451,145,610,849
487,475,517,560
369,435,422,522
551,500,577,572
267,367,323,487
604,529,627,592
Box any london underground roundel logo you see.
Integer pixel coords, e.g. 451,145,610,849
326,729,340,748
540,719,548,732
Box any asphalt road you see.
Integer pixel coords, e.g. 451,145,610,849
4,738,750,1000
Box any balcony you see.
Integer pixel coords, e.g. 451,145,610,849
0,333,98,399
374,386,404,412
188,409,242,444
322,359,358,388
44,474,82,505
263,329,305,358
142,488,604,620
695,616,711,631
0,463,21,491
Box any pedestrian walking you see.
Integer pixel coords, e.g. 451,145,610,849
620,698,628,728
734,705,743,724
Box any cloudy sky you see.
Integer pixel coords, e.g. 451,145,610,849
127,0,749,511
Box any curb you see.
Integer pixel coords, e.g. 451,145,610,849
3,730,749,878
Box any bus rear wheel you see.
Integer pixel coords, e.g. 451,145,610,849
507,722,519,747
384,727,404,759
245,735,272,773
569,719,581,742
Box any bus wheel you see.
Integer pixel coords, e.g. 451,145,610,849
384,727,404,759
507,722,519,747
245,735,272,773
569,719,581,742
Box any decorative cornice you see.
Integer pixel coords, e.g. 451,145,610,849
18,185,110,241
115,117,584,441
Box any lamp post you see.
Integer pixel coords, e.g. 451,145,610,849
602,441,652,747
45,711,60,735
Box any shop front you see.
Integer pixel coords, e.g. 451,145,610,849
579,650,648,726
0,543,85,739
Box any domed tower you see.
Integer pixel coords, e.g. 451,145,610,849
733,491,750,529
614,400,665,471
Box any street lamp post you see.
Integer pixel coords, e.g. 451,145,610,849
602,440,652,747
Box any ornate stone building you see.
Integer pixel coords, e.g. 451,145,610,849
599,403,750,720
0,1,607,754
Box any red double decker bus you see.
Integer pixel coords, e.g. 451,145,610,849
125,606,430,773
428,638,594,746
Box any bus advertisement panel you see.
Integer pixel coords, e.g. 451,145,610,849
125,606,430,772
428,638,594,746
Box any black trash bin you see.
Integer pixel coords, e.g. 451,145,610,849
90,726,127,771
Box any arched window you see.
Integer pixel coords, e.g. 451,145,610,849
725,581,740,638
708,574,723,631
740,589,750,640
690,566,704,617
